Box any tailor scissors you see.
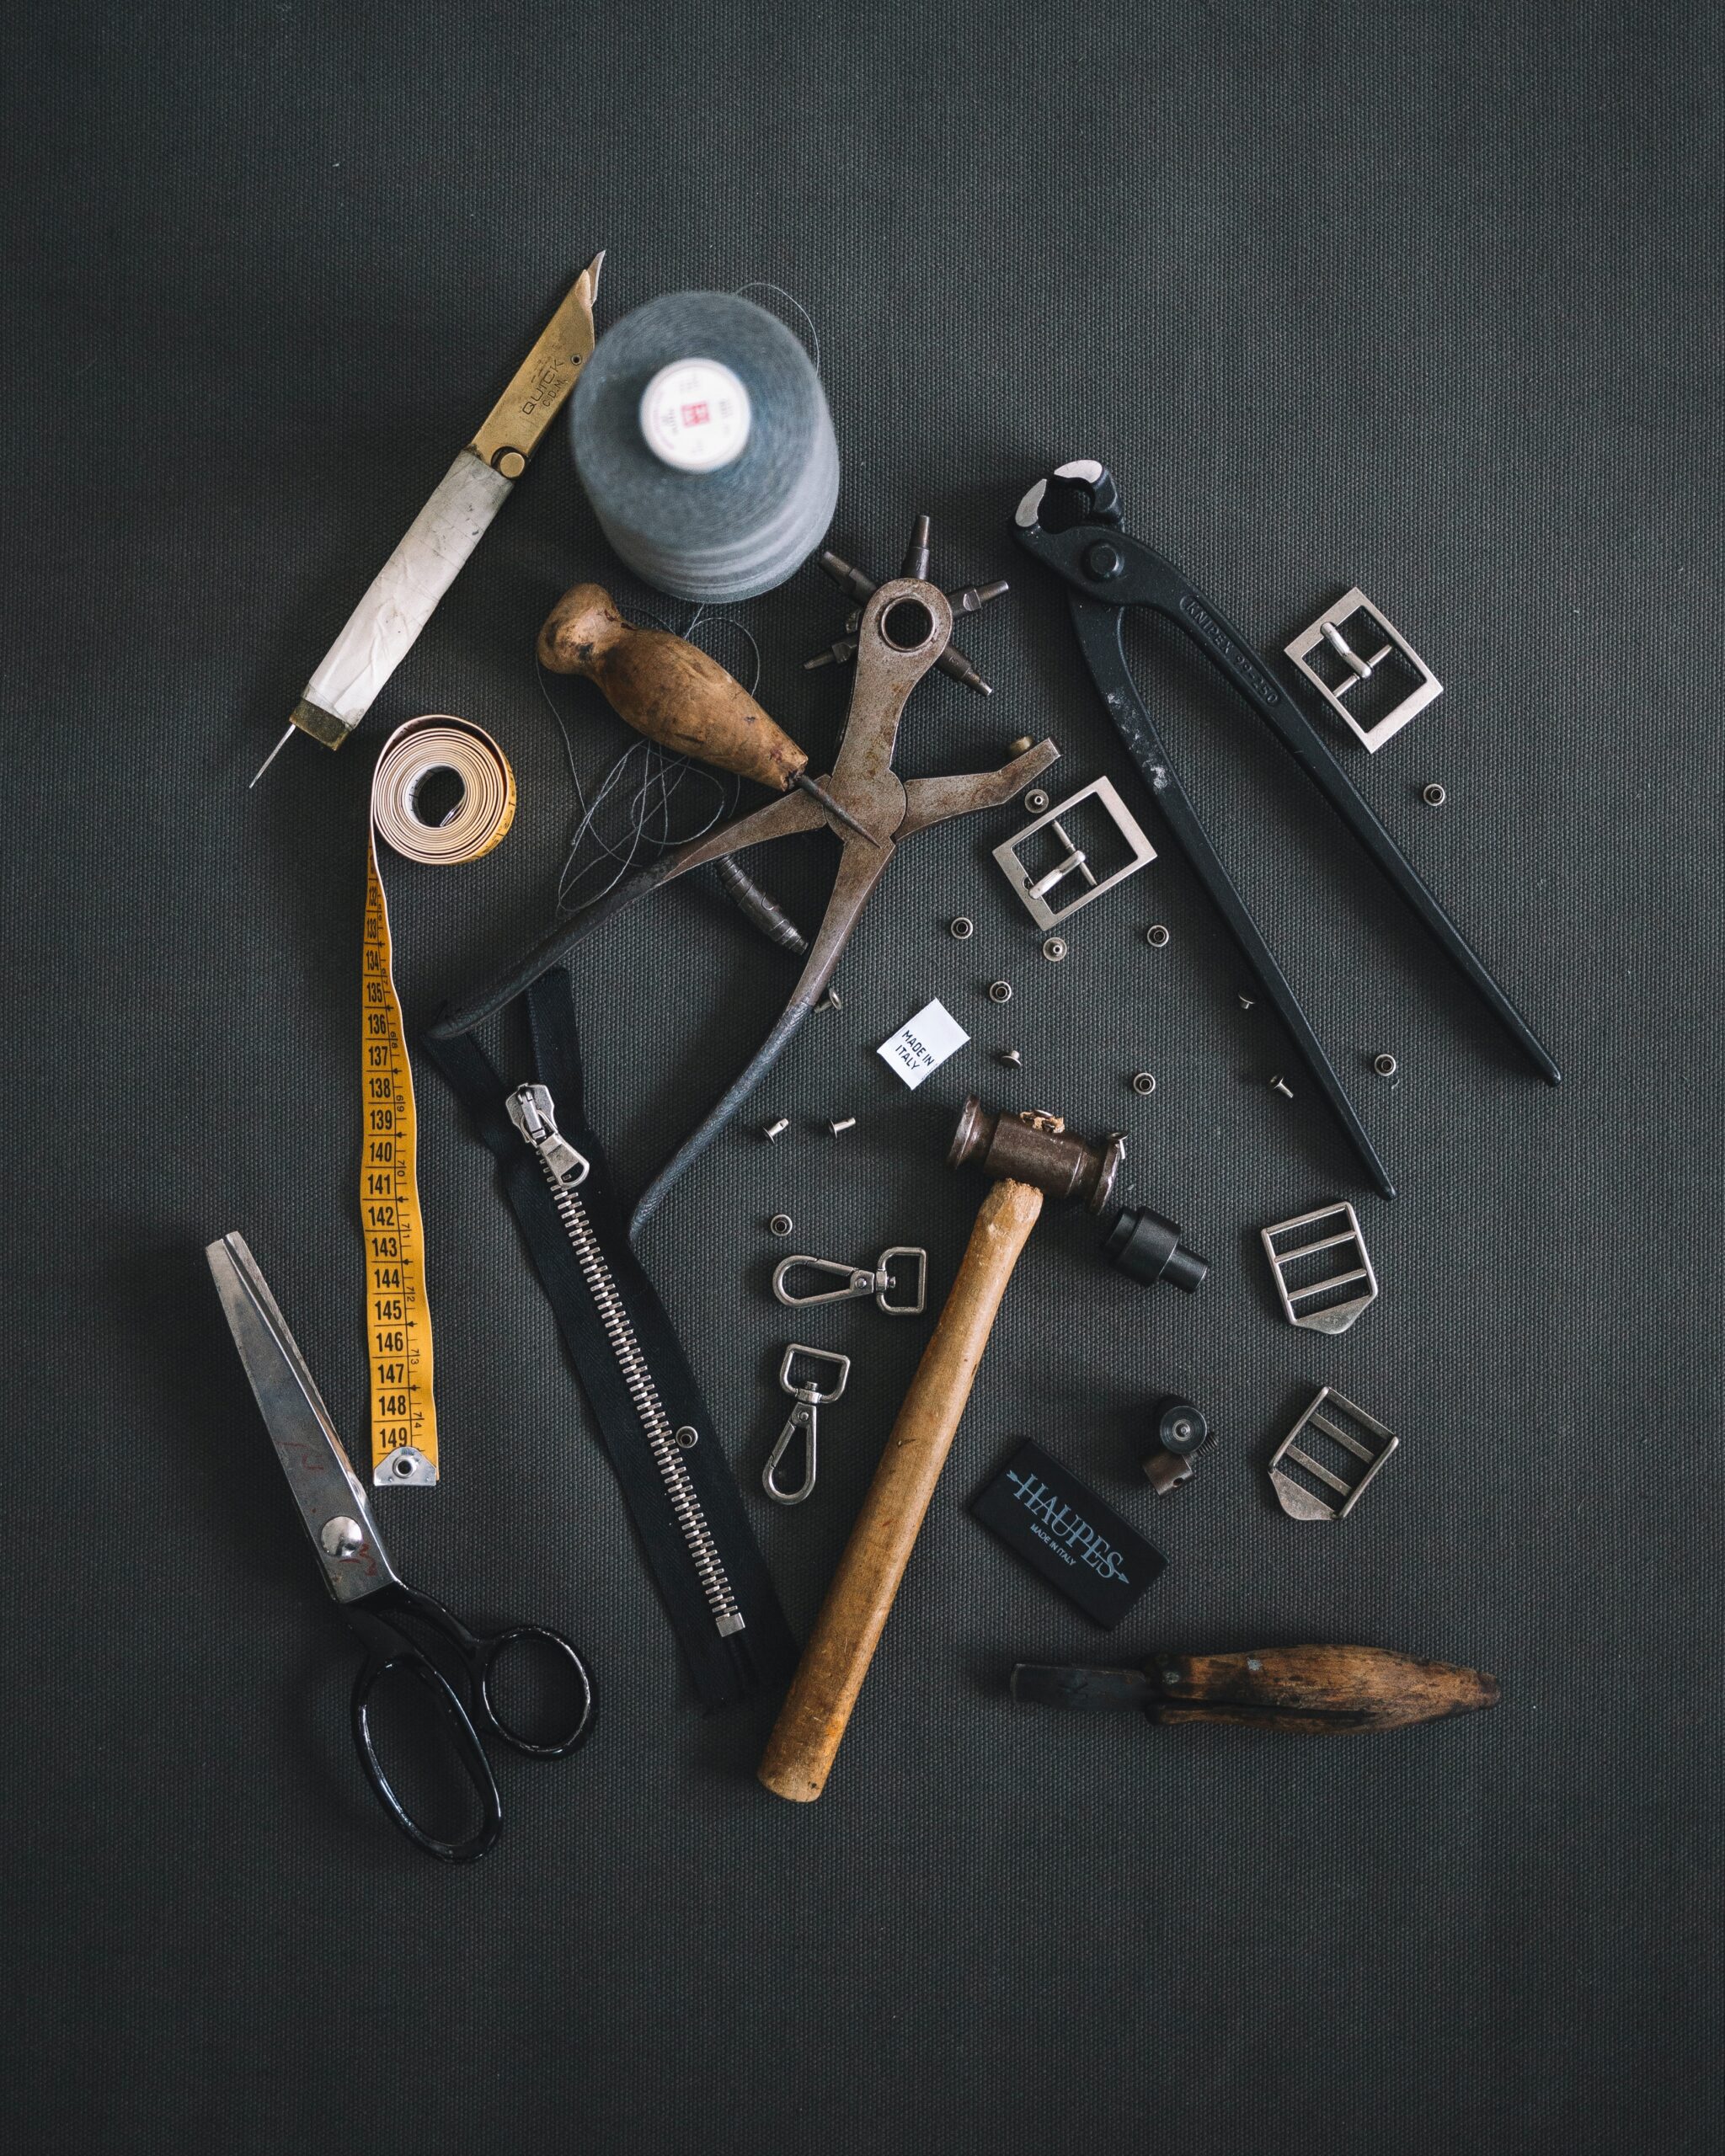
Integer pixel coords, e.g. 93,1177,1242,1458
206,1231,594,1862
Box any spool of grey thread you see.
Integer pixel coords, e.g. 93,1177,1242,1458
569,291,841,604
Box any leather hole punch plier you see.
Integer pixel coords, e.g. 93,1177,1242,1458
435,518,1058,1234
1013,460,1560,1198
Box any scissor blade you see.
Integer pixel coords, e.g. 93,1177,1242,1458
205,1233,401,1604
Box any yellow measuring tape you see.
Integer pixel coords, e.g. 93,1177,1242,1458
363,716,515,1486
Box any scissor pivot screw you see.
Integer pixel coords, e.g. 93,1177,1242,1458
1422,781,1448,807
1132,1071,1157,1096
762,1116,790,1141
1043,936,1067,962
769,1214,794,1237
320,1516,366,1560
1270,1074,1295,1098
1145,923,1170,947
949,915,975,939
1085,541,1125,581
1373,1053,1399,1078
989,979,1013,1002
1023,788,1050,814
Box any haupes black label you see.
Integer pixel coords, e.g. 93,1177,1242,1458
969,1438,1165,1629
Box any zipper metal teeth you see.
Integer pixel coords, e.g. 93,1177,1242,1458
532,1155,745,1638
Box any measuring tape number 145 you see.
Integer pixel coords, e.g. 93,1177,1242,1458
361,716,516,1486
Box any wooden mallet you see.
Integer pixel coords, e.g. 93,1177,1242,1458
758,1097,1130,1803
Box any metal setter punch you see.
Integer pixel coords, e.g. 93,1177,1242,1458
772,1246,928,1316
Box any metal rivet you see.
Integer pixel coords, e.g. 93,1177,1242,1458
1006,734,1033,756
319,1516,366,1560
1422,781,1447,808
675,1425,699,1449
494,448,527,481
1270,1074,1294,1098
827,1116,857,1136
768,1214,794,1236
816,986,842,1012
1145,924,1170,948
997,1047,1022,1068
948,915,975,940
1023,788,1050,814
988,979,1013,1003
1085,541,1124,581
1131,1071,1156,1097
1238,993,1255,1010
762,1116,790,1141
1042,936,1066,963
1162,1665,1183,1684
1246,1657,1263,1673
1373,1053,1398,1079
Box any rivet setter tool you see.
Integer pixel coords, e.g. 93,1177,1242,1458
1012,460,1560,1198
206,1232,595,1862
435,515,1060,1232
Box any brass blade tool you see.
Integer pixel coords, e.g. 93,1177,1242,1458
253,253,606,786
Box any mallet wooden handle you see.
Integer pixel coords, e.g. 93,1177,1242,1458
759,1176,1045,1802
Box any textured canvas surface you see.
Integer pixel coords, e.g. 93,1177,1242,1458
4,4,1720,2150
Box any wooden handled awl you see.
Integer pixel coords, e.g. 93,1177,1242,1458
1011,1646,1500,1734
539,582,876,843
758,1098,1128,1804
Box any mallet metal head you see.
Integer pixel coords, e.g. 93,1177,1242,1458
947,1096,1124,1213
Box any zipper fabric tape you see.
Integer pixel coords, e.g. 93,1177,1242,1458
421,971,798,1710
363,717,516,1486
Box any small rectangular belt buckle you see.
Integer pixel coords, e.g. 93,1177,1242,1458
1268,1386,1397,1521
991,776,1157,931
1284,587,1441,753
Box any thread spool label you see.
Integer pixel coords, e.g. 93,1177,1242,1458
638,358,751,472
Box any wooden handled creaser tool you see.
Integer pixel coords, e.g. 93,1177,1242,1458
538,582,878,845
1011,1646,1499,1733
758,1097,1126,1804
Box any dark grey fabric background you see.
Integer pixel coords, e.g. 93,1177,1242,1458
4,3,1719,2150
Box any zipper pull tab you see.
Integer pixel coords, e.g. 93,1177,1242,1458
506,1084,590,1187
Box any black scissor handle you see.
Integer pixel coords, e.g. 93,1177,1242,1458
349,1628,503,1865
469,1623,595,1759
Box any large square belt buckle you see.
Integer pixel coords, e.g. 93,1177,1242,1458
991,776,1157,931
1284,587,1441,753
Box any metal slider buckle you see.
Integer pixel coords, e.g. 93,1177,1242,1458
991,776,1157,931
772,1247,928,1316
1284,587,1441,753
1260,1202,1378,1334
1268,1386,1398,1521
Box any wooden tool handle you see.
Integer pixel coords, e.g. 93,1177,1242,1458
1153,1645,1500,1732
537,581,807,792
759,1177,1045,1802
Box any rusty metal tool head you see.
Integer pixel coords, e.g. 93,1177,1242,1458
433,515,1060,1238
